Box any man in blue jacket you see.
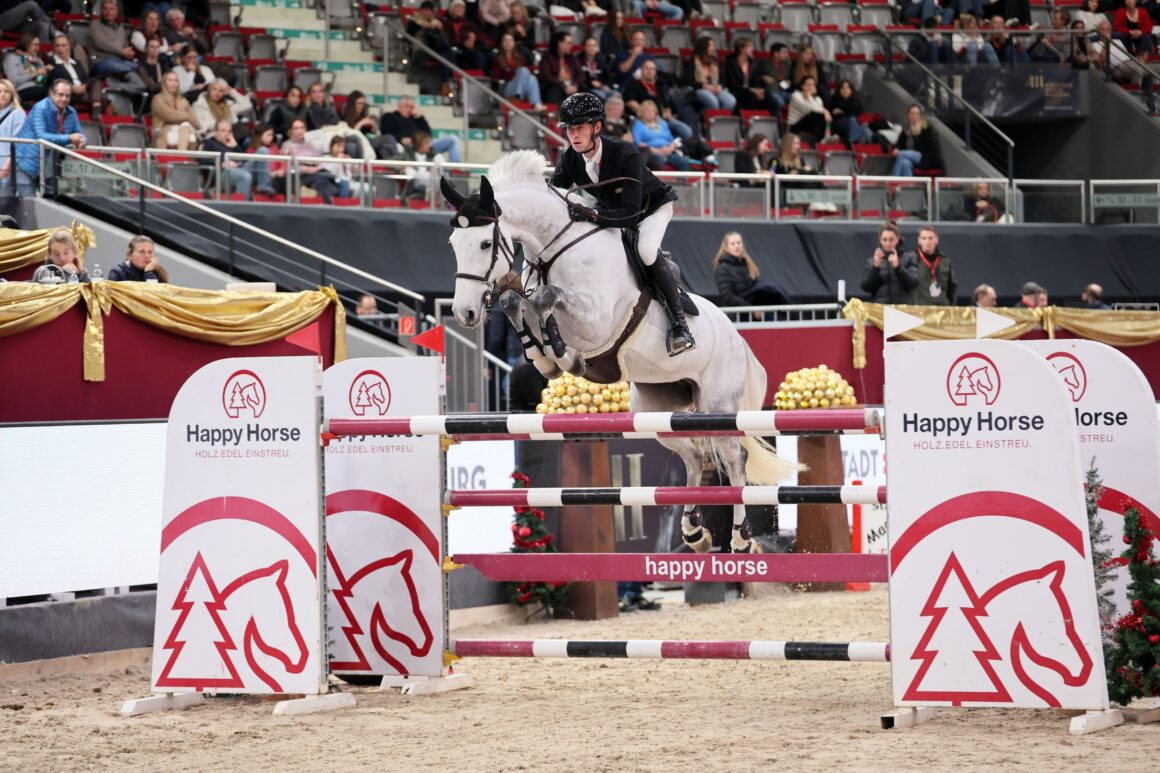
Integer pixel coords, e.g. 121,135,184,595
15,79,85,196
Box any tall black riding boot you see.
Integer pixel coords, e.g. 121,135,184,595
646,259,695,355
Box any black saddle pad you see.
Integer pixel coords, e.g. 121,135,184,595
620,229,699,317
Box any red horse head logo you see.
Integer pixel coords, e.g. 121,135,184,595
222,370,266,419
348,370,392,417
946,353,1001,407
1046,352,1087,402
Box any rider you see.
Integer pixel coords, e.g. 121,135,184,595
550,92,695,355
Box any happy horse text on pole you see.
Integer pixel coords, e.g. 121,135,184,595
440,151,799,554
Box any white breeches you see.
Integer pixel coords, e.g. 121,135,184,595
637,201,674,266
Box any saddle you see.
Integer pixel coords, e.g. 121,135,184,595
620,228,699,317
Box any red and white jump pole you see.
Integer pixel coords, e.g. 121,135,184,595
451,639,890,662
445,485,886,508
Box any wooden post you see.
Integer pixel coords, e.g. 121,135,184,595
557,442,619,620
795,433,851,591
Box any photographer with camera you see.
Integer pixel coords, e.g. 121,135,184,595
861,220,918,304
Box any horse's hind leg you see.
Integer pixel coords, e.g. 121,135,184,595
713,437,761,554
658,437,713,553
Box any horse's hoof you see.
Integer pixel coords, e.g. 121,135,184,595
564,352,586,377
682,527,713,554
533,360,563,379
729,538,762,554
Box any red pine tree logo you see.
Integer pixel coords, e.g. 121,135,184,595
155,552,243,690
946,353,1001,406
221,370,266,419
347,370,391,416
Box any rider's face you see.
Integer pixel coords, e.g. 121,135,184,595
566,123,597,154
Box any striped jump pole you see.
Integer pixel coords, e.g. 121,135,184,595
445,485,886,508
322,408,881,442
452,553,889,584
451,639,890,662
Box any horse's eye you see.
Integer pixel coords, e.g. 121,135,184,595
481,240,493,251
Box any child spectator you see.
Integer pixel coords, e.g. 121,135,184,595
320,135,356,200
861,220,918,304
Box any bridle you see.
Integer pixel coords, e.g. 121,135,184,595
452,176,649,311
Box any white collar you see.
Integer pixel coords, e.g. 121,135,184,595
585,138,603,169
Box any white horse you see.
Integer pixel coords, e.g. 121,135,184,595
441,150,798,553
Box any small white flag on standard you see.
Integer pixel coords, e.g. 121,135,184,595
883,306,925,340
976,307,1017,339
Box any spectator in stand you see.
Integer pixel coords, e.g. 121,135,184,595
602,94,632,140
792,42,828,101
989,16,1030,63
398,131,441,199
406,1,455,92
601,10,629,57
787,76,829,142
909,226,956,306
131,9,170,60
50,37,98,114
89,0,140,80
734,133,772,180
478,0,511,44
0,80,27,197
973,283,998,307
342,90,396,159
983,0,1030,25
909,18,950,64
151,70,198,149
1032,9,1074,62
1093,19,1139,81
135,36,166,97
201,119,275,199
445,0,492,70
1037,287,1049,307
755,42,793,112
713,231,791,306
861,220,918,304
31,227,89,283
953,13,1000,63
1082,283,1111,309
1015,281,1043,308
614,28,652,87
108,235,169,283
829,80,874,148
773,132,816,174
162,8,200,58
623,59,695,142
269,85,306,143
14,79,84,196
577,36,614,100
300,83,374,159
381,95,462,163
963,181,1004,221
248,122,279,196
302,82,338,133
1074,0,1105,32
319,135,356,200
725,37,777,115
504,0,536,59
5,33,49,106
631,99,690,170
192,78,252,140
891,104,942,177
1070,20,1096,68
632,0,683,20
175,46,214,103
539,31,581,105
901,0,955,25
355,293,379,317
0,1,52,45
684,36,736,112
281,117,343,204
491,32,544,110
1115,0,1153,55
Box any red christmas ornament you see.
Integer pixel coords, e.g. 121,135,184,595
1124,535,1132,544
510,523,518,532
1134,599,1144,611
1151,634,1160,644
518,526,532,537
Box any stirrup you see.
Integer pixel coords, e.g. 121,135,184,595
666,325,696,356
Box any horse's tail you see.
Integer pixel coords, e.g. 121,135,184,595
739,344,806,484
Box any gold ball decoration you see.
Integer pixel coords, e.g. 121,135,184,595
537,373,632,414
774,365,857,410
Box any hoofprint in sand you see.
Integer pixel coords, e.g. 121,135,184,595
1,587,1153,772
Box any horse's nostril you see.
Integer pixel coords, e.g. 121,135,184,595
465,310,476,325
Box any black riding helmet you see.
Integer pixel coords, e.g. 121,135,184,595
556,92,605,129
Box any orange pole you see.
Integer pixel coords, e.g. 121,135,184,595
846,479,870,592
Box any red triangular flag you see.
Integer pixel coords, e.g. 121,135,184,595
411,325,445,357
285,321,321,354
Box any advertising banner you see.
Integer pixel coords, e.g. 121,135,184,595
886,340,1107,709
152,357,325,695
323,358,444,678
1023,339,1160,618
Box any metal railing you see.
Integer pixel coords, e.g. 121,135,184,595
881,32,1017,183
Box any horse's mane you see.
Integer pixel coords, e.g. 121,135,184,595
487,150,551,186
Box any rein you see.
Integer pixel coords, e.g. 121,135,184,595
453,177,651,309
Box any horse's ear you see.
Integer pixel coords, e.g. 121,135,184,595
440,176,465,208
478,176,495,211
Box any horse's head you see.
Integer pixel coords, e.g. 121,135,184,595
229,560,310,676
442,175,507,329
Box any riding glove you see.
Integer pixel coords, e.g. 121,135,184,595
567,203,598,223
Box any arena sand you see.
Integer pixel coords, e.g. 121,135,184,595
1,587,1154,772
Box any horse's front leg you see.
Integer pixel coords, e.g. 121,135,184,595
528,285,587,377
498,290,561,379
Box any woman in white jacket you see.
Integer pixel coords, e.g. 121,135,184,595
786,76,830,141
192,79,254,138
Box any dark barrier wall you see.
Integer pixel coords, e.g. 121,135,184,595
187,205,1157,306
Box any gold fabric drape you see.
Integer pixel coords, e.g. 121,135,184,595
0,282,346,381
0,221,96,273
840,299,1160,368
